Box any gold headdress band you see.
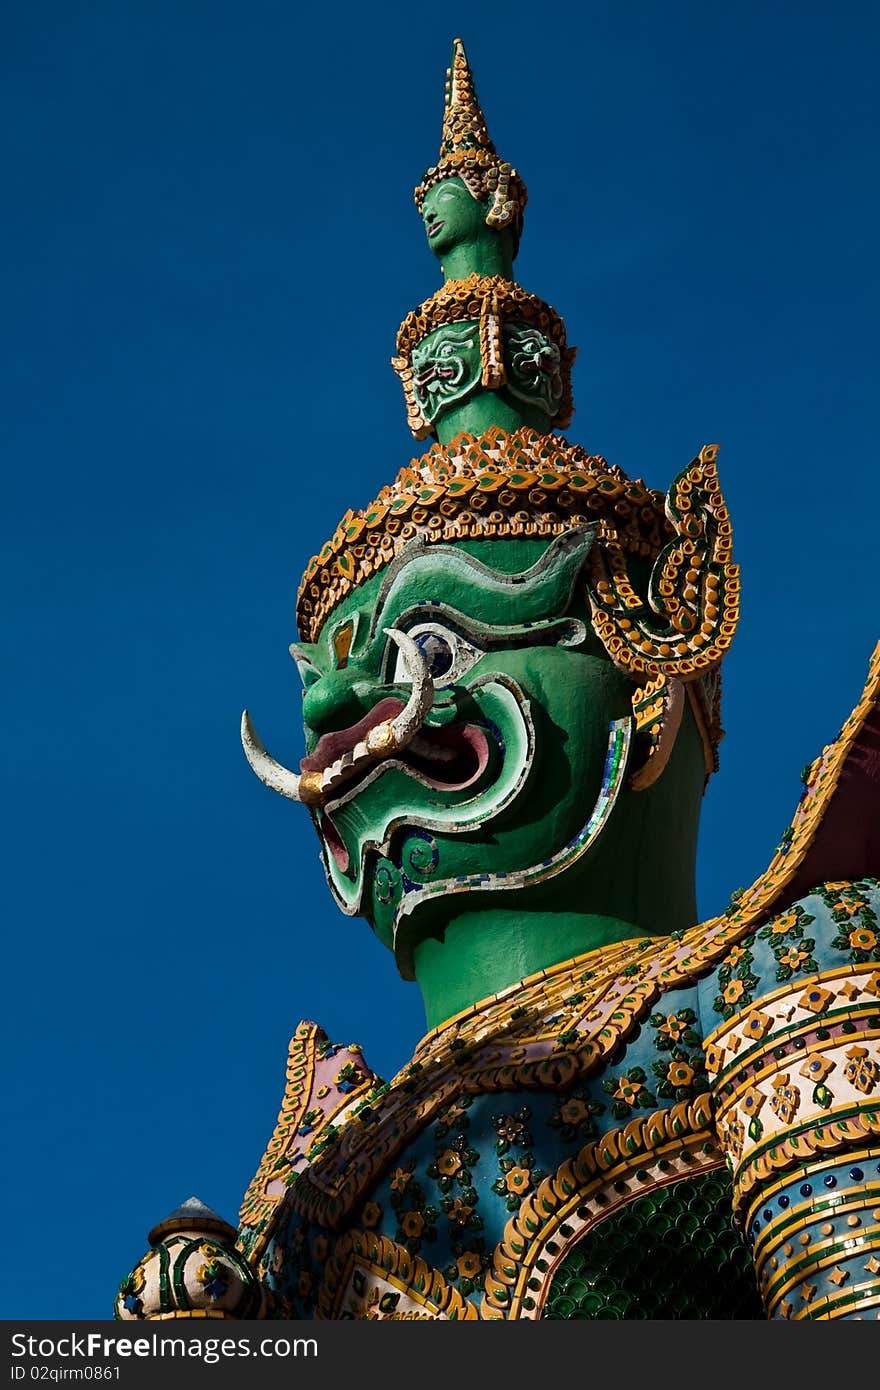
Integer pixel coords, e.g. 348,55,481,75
296,427,739,774
296,427,669,643
414,38,527,236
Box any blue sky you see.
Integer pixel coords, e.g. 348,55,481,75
3,1,878,1319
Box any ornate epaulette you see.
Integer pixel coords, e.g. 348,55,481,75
702,883,880,1320
238,929,748,1251
237,1022,378,1263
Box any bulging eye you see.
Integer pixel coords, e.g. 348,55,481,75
388,622,482,687
418,627,460,678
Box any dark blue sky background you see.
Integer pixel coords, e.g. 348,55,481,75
3,1,877,1319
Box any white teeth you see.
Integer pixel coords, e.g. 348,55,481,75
319,737,378,794
319,729,457,797
316,628,435,801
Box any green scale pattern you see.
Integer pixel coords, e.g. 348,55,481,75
541,1172,763,1319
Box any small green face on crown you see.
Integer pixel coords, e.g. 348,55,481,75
408,318,565,430
420,177,494,260
504,323,564,415
411,322,483,426
291,532,637,977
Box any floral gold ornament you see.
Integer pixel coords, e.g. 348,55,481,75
741,1087,767,1118
843,1047,879,1095
800,1053,835,1083
798,986,835,1014
742,1008,773,1040
769,1076,801,1125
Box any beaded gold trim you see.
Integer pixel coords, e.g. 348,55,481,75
316,1231,478,1320
732,1106,880,1217
630,675,684,790
296,425,671,643
750,1156,880,1245
392,275,575,439
479,1096,719,1319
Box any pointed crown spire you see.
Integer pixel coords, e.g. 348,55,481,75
441,36,493,157
415,38,527,236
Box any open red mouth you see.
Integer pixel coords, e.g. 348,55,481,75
302,699,491,872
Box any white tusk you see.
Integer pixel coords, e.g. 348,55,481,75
365,629,435,756
387,628,435,742
243,631,433,808
240,710,323,806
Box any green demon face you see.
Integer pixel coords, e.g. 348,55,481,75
290,531,637,976
410,322,483,426
504,323,563,415
420,177,491,259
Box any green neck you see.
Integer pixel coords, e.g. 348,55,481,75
415,911,651,1030
435,390,550,445
420,176,516,284
440,233,513,283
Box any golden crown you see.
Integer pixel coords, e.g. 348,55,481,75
414,38,527,236
296,427,739,776
296,426,671,643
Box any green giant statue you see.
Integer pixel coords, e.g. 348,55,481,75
117,39,880,1322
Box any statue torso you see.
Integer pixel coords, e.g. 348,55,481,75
237,878,880,1319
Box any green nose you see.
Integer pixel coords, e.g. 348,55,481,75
301,666,381,738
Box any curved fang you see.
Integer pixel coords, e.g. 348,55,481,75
240,710,322,806
365,629,435,756
243,630,432,807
